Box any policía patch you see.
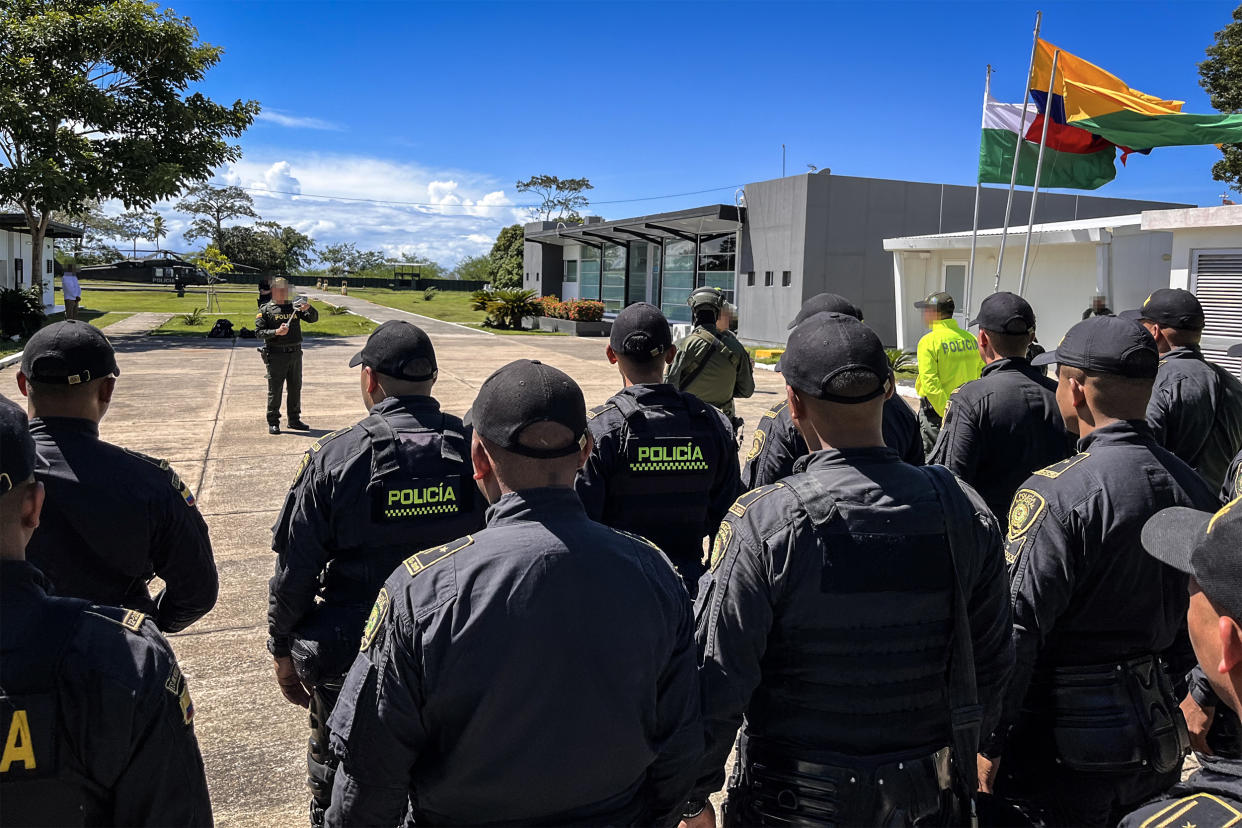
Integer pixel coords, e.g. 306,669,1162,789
360,588,390,652
1007,489,1047,541
746,428,765,463
373,476,465,522
627,438,708,474
710,522,733,572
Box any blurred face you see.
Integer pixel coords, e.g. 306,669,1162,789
272,283,291,303
921,307,938,327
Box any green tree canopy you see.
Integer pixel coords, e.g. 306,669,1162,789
1201,5,1242,193
218,221,317,274
515,175,593,222
488,224,525,290
177,183,259,245
453,254,491,282
116,209,157,257
260,222,317,274
0,0,258,286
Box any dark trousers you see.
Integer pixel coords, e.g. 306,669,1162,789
265,348,303,426
917,399,942,460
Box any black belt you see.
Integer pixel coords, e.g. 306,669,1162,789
265,343,301,353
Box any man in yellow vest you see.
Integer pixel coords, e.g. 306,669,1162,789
913,291,982,457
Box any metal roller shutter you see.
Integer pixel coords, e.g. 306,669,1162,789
1192,249,1242,379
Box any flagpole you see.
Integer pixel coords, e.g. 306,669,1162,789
965,63,992,319
1018,49,1059,297
993,10,1042,293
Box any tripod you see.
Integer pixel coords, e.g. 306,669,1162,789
205,277,223,313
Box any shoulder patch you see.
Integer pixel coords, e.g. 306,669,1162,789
709,521,734,572
403,535,474,576
1033,452,1090,479
360,588,390,651
84,606,149,635
586,403,616,421
763,401,787,419
121,609,146,632
123,449,197,506
163,661,195,725
729,482,784,517
1137,792,1242,828
310,427,352,453
745,428,765,463
1008,489,1048,541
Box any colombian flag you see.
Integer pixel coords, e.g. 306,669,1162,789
979,95,1116,189
1029,39,1242,151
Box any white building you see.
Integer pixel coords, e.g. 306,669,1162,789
1,214,84,309
885,204,1242,377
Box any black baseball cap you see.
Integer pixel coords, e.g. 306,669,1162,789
1031,315,1159,378
788,293,863,329
1142,498,1242,621
0,396,36,496
610,302,672,361
779,312,891,404
970,291,1036,334
464,359,586,458
914,291,955,313
1229,343,1242,358
349,320,437,381
20,321,120,385
1120,288,1205,331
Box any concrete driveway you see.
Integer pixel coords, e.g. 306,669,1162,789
2,300,788,827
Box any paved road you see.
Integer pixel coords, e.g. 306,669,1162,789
1,294,789,827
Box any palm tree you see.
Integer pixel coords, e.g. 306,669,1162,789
152,214,167,254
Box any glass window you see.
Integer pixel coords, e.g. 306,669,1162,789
747,271,756,286
601,243,626,312
782,270,792,287
764,271,774,287
661,239,695,323
697,233,736,302
627,242,648,305
564,260,578,283
579,247,601,300
944,263,966,304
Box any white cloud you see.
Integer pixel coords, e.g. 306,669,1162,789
255,110,344,131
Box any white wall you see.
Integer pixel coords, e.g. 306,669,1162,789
1169,226,1242,290
0,230,58,307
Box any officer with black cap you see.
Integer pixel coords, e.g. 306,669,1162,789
1118,497,1242,827
0,397,213,826
667,286,755,439
576,302,740,594
913,291,983,457
928,292,1071,523
15,321,218,634
979,315,1220,827
742,293,922,489
685,312,1013,827
1120,288,1242,491
267,319,485,827
325,359,702,827
257,277,319,434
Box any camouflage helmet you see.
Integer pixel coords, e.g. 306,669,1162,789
687,286,726,314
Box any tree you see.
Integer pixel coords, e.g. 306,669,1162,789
57,202,124,264
318,242,358,276
453,254,491,282
218,225,282,272
1201,5,1242,193
352,249,388,274
177,183,259,246
151,214,167,252
117,209,156,258
488,224,525,290
258,222,316,274
515,175,593,222
194,244,234,280
0,0,258,288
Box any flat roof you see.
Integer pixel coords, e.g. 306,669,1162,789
884,214,1144,251
525,204,744,247
1141,203,1242,231
0,213,85,239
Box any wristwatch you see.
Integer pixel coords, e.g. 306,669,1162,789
682,800,708,819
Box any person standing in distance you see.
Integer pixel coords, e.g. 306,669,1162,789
61,265,81,321
16,321,217,634
1082,293,1113,319
267,320,486,827
685,312,1013,827
913,291,982,458
576,302,740,595
257,277,319,435
325,359,701,827
667,287,755,440
0,398,213,826
742,293,922,489
928,292,1071,523
979,316,1220,827
1121,288,1242,491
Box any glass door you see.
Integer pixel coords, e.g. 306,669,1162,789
562,260,579,301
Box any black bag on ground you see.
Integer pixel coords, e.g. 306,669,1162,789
238,327,256,339
207,318,235,338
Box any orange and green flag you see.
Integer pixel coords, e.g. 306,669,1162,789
1029,38,1242,151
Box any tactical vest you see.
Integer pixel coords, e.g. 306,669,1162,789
0,598,90,826
601,393,721,575
677,327,740,409
321,413,478,607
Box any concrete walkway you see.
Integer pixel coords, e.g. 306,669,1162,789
0,299,789,827
101,311,175,337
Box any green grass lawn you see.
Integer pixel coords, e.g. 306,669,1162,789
152,310,375,338
347,288,563,336
75,287,265,315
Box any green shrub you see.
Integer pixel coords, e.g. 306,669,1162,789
325,303,349,316
423,286,439,301
0,287,46,338
887,348,917,376
475,288,539,329
180,307,205,326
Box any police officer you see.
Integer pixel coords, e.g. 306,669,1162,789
913,291,983,457
742,293,922,489
667,286,755,438
0,398,213,826
1119,498,1242,827
1224,345,1242,504
15,321,218,634
325,359,702,827
257,277,319,434
576,302,741,594
979,315,1220,827
1121,288,1242,490
686,313,1013,827
928,292,1071,523
267,320,485,826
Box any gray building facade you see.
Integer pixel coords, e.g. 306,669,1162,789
524,172,1189,345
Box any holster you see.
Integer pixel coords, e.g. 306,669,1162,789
919,398,943,427
1042,654,1188,774
257,346,269,366
290,603,365,688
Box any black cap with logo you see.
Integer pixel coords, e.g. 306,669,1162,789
465,359,587,458
969,291,1036,334
779,312,891,404
609,302,672,361
349,320,438,381
0,396,36,496
1120,288,1205,331
1031,315,1159,378
1143,498,1242,621
20,321,120,385
788,293,863,329
914,291,955,313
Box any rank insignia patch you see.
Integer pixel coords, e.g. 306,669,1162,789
1007,489,1047,541
1034,452,1090,479
360,588,390,651
710,522,733,572
121,610,145,632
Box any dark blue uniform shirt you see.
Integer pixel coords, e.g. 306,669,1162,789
1119,755,1242,827
1147,345,1242,491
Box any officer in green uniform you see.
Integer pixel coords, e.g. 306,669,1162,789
666,286,754,440
913,291,983,457
257,278,319,434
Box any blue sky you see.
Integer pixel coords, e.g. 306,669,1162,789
161,0,1238,263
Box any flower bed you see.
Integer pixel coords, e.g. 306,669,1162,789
533,296,610,336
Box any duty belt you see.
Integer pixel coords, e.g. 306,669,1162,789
265,343,300,354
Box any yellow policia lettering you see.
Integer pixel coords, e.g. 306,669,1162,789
0,710,36,772
637,444,704,463
388,483,457,507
